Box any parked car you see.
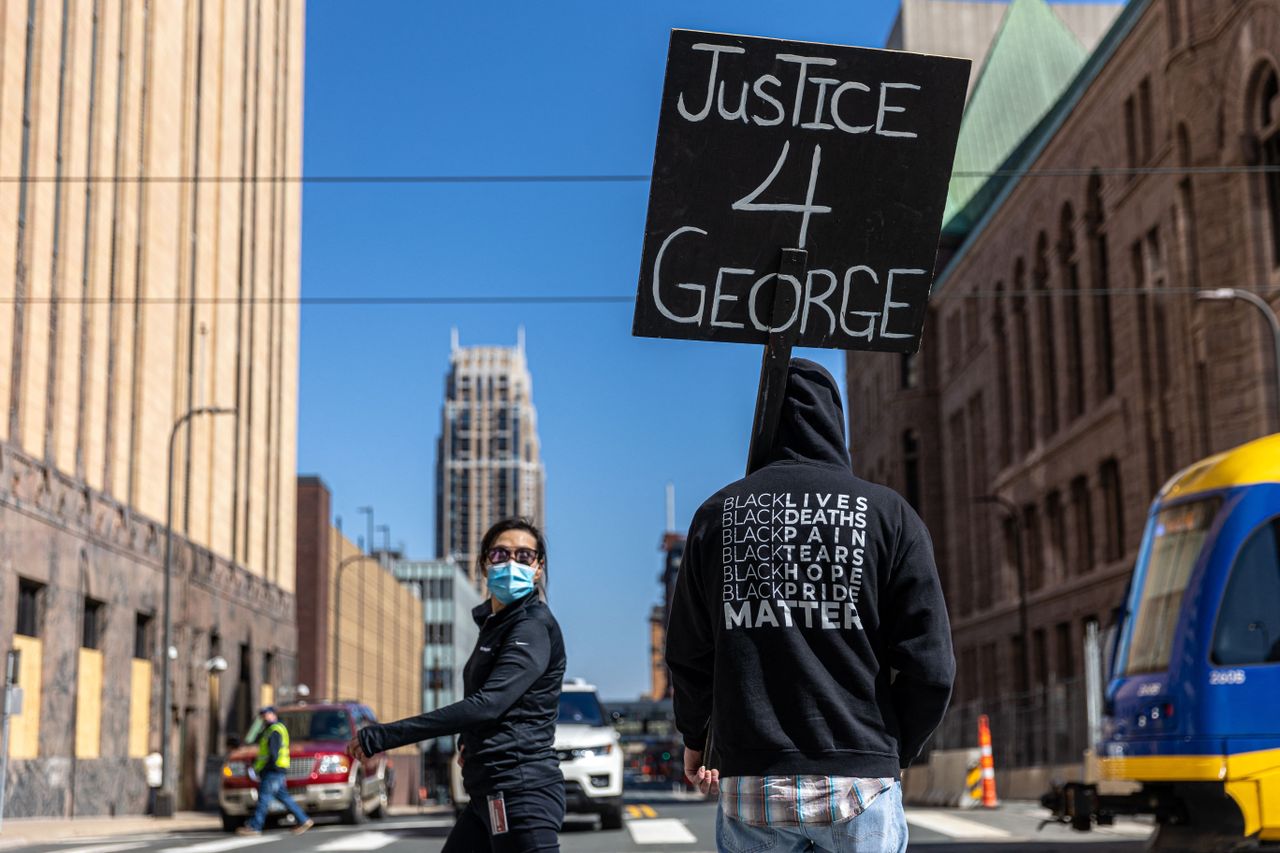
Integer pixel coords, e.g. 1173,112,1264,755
219,702,389,831
452,679,625,829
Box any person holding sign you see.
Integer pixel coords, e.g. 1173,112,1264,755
347,519,567,853
666,360,954,853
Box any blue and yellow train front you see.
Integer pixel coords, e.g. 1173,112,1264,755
1085,434,1280,841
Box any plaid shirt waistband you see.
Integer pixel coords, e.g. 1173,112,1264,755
719,775,895,827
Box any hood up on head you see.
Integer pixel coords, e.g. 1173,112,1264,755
750,358,850,473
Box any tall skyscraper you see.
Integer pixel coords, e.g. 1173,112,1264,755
436,330,545,589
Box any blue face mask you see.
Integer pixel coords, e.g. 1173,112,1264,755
487,561,538,605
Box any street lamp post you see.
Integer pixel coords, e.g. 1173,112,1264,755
375,524,390,716
158,406,235,818
331,553,378,700
357,508,373,706
1197,287,1280,431
975,494,1035,766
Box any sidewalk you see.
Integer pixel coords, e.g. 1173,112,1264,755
0,812,219,849
0,804,451,849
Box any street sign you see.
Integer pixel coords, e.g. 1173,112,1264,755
632,30,970,353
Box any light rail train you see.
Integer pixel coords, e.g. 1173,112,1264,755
1045,433,1280,849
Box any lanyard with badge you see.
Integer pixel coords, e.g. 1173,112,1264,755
487,792,509,835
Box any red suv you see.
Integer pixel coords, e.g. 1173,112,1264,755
219,702,390,831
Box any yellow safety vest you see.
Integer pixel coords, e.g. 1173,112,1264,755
254,721,290,772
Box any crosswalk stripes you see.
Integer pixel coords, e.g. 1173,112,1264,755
626,818,698,845
903,809,1014,839
157,837,278,853
314,831,397,851
49,843,147,853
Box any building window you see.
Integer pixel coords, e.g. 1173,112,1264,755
1086,174,1115,399
1100,458,1125,562
1003,515,1019,606
946,311,963,374
1025,503,1043,591
1056,621,1075,680
1211,519,1280,665
426,668,452,691
1071,476,1095,573
993,285,1013,466
1059,204,1085,419
1166,0,1183,49
263,651,274,685
1047,490,1066,582
1138,78,1155,163
426,623,454,645
902,430,921,511
1032,627,1049,690
1013,259,1034,454
1124,95,1138,170
17,578,44,638
82,598,104,650
900,352,919,390
135,613,155,660
1034,233,1059,437
1255,66,1280,265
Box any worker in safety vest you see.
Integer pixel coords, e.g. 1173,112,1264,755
237,707,314,835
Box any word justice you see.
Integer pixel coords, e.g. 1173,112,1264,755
677,43,922,137
651,226,925,342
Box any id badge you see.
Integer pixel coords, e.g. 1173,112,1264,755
487,792,509,835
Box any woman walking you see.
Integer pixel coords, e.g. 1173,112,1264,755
348,518,566,852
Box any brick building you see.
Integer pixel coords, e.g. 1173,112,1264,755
0,0,304,816
294,478,424,805
847,0,1280,772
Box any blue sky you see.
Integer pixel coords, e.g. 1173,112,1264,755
298,1,1090,700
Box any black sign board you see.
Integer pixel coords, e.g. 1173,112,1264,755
632,30,970,353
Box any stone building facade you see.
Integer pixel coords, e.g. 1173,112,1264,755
294,478,424,805
0,0,304,816
847,0,1280,768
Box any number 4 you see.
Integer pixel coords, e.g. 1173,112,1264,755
732,141,832,250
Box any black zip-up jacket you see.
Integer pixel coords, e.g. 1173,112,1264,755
665,358,954,777
358,593,566,795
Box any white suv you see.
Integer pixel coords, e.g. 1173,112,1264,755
452,679,625,829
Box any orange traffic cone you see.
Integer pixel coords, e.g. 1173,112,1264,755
977,714,998,808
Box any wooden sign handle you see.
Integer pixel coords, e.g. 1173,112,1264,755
745,248,807,475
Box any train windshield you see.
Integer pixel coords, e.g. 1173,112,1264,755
1123,498,1221,674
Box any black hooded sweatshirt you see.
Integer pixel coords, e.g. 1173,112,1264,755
665,359,954,778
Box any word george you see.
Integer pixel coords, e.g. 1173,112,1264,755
677,43,922,138
652,225,924,342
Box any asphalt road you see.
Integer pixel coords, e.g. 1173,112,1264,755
9,797,1155,853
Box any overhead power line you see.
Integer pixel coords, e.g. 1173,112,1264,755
0,286,1274,306
2,164,1280,183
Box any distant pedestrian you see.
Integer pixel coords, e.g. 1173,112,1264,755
666,359,955,853
348,518,567,853
236,706,314,836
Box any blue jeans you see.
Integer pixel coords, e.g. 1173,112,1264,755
248,770,309,830
716,781,907,853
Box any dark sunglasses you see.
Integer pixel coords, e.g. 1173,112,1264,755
486,546,540,565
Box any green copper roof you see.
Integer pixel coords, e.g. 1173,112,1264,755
942,0,1092,236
